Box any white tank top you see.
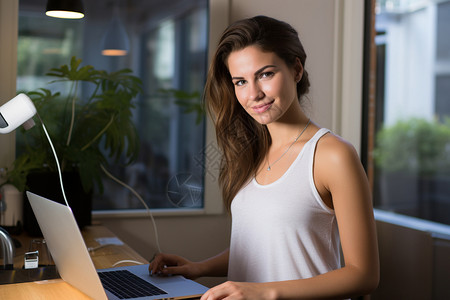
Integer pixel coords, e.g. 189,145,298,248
228,128,340,282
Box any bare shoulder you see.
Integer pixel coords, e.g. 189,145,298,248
315,131,359,164
313,131,366,187
310,130,369,208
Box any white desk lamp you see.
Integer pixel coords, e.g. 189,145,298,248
0,94,37,134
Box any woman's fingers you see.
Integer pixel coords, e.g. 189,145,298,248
148,253,190,276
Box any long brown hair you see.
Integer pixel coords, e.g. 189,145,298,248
204,15,310,212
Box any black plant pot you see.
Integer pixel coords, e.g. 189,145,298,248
23,171,92,237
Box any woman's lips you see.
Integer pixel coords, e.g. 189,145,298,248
252,100,274,113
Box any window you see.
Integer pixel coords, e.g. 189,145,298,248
16,0,209,212
367,0,450,225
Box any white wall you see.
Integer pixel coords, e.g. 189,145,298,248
0,0,18,182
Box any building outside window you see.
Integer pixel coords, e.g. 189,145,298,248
370,0,450,225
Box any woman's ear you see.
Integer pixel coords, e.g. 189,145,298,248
294,57,304,82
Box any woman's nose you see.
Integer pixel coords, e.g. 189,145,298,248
247,82,264,101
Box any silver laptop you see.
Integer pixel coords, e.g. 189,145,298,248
26,191,208,300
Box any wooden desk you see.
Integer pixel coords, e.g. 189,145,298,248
0,225,148,299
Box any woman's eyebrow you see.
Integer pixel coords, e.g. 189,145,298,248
254,65,276,76
231,65,277,81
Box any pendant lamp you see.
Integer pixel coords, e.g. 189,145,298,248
46,0,85,19
101,3,129,56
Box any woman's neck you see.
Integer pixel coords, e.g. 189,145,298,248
266,107,309,148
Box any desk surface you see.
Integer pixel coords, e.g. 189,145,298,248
0,225,148,299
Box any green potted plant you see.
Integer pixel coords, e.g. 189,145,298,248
2,56,142,233
373,117,450,221
373,117,450,176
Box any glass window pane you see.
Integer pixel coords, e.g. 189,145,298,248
373,0,450,225
17,11,83,93
16,0,208,211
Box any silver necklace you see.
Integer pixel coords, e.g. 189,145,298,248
266,119,311,171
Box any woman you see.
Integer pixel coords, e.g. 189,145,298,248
149,15,379,299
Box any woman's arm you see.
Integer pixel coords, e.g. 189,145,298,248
201,134,379,300
149,248,229,280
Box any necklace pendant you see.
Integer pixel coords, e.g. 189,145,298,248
267,166,271,171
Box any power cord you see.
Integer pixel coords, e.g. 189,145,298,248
112,260,144,267
100,164,162,254
39,113,70,207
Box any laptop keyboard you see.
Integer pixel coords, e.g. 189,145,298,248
99,270,168,299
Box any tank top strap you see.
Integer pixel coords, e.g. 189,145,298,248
308,128,331,146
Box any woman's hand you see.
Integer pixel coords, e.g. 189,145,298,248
148,253,203,280
201,281,276,300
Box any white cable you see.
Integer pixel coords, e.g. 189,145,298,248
38,114,70,208
112,260,144,267
100,164,162,254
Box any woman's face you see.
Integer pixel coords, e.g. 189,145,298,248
227,45,302,125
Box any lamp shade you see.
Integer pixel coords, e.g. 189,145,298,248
0,94,37,134
101,15,130,56
46,0,85,19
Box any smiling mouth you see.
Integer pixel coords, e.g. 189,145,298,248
252,100,274,113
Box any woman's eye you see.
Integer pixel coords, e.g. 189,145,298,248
234,80,246,86
259,72,274,79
